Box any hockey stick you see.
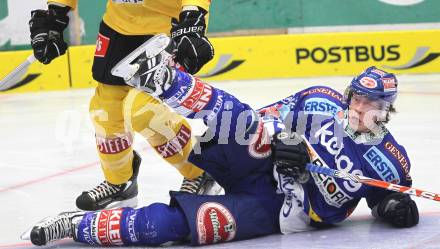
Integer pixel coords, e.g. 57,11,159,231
0,54,36,91
306,163,440,202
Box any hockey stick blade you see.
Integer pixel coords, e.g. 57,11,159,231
306,163,440,202
0,54,36,91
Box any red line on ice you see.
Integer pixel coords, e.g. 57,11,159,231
0,242,32,248
0,161,98,194
0,239,71,248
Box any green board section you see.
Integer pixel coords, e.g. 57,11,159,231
77,1,107,44
209,0,440,32
301,0,440,26
0,0,7,19
74,0,440,42
1,0,440,50
0,0,8,50
208,0,303,32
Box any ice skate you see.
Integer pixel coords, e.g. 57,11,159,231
111,33,175,96
179,172,224,195
21,211,84,246
75,151,141,211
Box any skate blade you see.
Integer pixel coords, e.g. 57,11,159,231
111,33,171,81
20,227,32,240
20,215,53,241
105,196,138,209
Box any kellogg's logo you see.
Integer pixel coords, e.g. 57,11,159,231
197,202,236,245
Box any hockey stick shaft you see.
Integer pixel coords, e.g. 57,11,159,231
0,54,36,91
306,163,440,202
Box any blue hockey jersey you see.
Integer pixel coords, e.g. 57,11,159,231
262,86,412,231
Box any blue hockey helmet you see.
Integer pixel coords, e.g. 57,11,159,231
344,66,398,107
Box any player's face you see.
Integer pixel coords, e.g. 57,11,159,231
348,94,383,133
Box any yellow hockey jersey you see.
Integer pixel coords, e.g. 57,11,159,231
48,0,211,35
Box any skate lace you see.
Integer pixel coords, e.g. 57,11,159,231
154,56,172,84
88,181,121,201
180,174,205,194
40,215,72,243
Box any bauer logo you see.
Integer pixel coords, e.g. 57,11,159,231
197,202,236,245
303,97,342,117
363,147,400,184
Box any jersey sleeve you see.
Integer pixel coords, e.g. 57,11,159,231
48,0,77,9
294,86,344,116
288,86,345,134
256,86,345,135
364,136,412,208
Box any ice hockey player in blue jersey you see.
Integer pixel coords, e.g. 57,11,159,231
26,35,418,247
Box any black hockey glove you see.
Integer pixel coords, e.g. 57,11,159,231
271,132,310,183
29,4,70,64
170,8,214,74
376,192,419,228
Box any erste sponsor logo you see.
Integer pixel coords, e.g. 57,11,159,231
303,97,342,117
363,146,400,184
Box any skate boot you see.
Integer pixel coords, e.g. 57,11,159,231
111,33,176,96
179,172,224,195
75,151,141,211
27,211,84,246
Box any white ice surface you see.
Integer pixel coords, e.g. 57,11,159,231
1,74,440,249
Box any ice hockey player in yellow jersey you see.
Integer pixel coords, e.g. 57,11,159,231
28,0,215,210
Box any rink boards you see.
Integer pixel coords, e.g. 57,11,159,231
1,29,440,93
